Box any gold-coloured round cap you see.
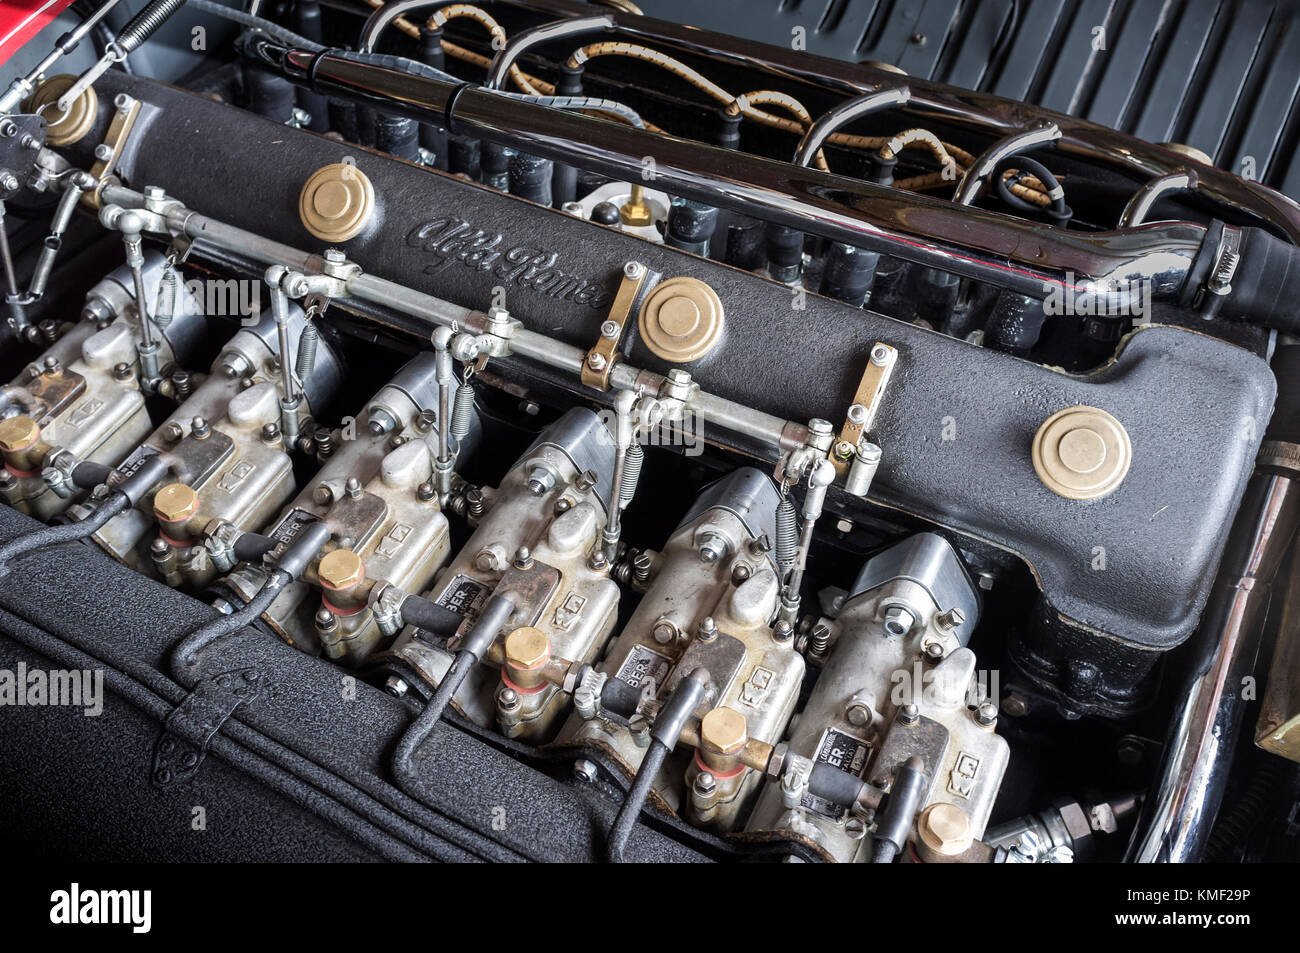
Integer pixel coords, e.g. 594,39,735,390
0,416,40,453
298,163,375,243
918,802,973,856
26,74,98,147
504,626,551,669
318,548,365,590
1159,141,1214,166
699,706,748,755
153,483,199,522
1032,405,1132,501
638,276,725,363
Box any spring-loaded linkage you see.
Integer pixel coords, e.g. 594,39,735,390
619,443,643,508
450,375,476,446
152,256,179,332
297,308,320,381
774,493,799,579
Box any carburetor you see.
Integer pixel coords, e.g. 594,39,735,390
0,253,203,520
747,533,1007,862
563,468,803,831
219,352,465,663
78,302,341,586
386,406,621,740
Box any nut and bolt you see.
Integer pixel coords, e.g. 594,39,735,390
694,771,717,796
975,701,999,727
497,686,520,712
573,759,599,783
113,362,133,381
416,481,436,502
935,606,966,631
698,616,718,642
652,618,678,645
190,416,210,439
261,422,280,442
883,605,916,637
344,476,362,499
898,703,920,726
514,545,533,569
870,344,894,366
586,352,607,371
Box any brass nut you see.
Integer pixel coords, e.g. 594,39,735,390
153,483,199,522
1032,405,1132,501
318,548,366,590
917,802,973,856
504,626,551,670
26,74,97,147
699,706,748,755
0,415,40,453
638,276,724,363
299,162,375,243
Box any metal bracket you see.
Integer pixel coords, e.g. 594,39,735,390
151,667,264,788
86,93,142,208
583,261,650,391
829,342,897,478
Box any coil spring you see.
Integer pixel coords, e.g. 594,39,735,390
620,443,643,507
775,496,799,575
464,486,486,520
450,382,475,443
296,320,319,382
153,266,178,331
313,428,335,459
170,369,193,400
118,0,187,54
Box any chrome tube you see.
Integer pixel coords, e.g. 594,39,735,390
483,13,615,89
259,44,1208,309
358,0,467,53
793,87,911,168
953,122,1062,205
1126,470,1300,862
1119,170,1200,228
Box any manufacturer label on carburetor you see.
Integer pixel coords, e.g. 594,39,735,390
614,644,673,691
436,574,491,624
802,727,871,819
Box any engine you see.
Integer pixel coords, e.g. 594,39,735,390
1,0,1299,866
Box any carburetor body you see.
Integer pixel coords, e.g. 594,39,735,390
564,468,803,830
388,407,620,740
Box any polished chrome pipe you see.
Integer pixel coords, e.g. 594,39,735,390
258,43,1209,309
794,87,911,168
953,122,1062,205
1126,470,1300,862
1119,170,1200,228
484,13,615,88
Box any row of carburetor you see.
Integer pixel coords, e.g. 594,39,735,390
0,244,1008,863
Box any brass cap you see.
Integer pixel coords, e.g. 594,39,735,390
318,548,365,590
918,802,973,856
299,163,375,243
0,415,40,453
638,276,725,363
504,626,551,670
699,706,748,755
26,74,97,147
153,482,199,522
1032,405,1132,501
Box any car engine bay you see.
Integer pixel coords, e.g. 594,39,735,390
1,0,1299,865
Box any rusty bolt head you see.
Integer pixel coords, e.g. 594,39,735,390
0,415,40,453
318,548,365,590
153,483,199,522
504,626,550,670
918,802,973,856
699,706,748,756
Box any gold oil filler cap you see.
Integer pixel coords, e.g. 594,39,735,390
638,276,724,363
299,162,375,243
1032,405,1132,501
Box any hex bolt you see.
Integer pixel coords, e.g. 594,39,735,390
698,616,718,642
936,606,967,631
573,759,598,783
975,701,999,727
883,605,916,637
899,703,920,726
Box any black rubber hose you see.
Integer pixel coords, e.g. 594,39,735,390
0,455,165,575
390,594,516,782
70,460,113,488
995,154,1071,225
606,668,710,862
397,592,463,638
232,530,278,564
171,520,331,675
871,755,928,863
